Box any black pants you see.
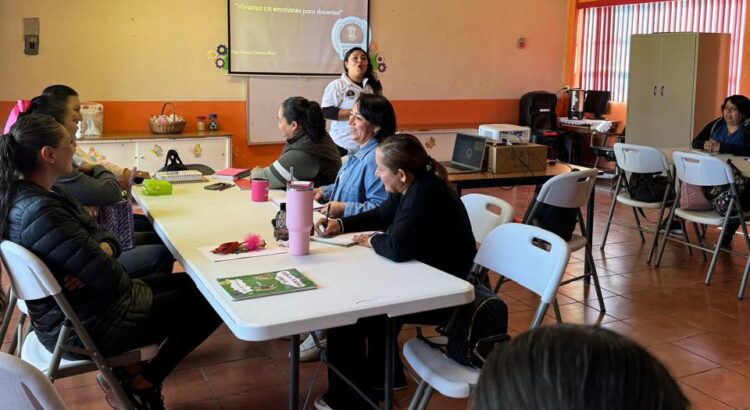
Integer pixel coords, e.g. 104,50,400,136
118,244,174,278
136,273,222,386
323,308,452,409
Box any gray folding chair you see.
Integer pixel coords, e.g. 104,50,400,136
0,351,67,410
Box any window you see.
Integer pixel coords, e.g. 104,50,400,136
576,0,747,102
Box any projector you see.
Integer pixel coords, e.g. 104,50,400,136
478,124,531,144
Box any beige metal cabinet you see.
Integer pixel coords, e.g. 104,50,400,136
626,33,729,149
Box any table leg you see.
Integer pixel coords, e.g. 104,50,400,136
289,334,300,410
585,184,596,281
384,318,396,410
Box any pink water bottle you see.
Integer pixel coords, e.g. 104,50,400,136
285,181,314,255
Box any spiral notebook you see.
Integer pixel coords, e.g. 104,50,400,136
154,170,204,182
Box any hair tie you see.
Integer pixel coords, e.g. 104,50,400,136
426,156,434,172
3,100,31,134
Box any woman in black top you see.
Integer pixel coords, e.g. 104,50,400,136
314,134,477,409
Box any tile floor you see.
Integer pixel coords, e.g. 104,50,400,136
4,181,750,409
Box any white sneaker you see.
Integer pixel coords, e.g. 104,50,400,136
314,396,333,410
299,332,327,362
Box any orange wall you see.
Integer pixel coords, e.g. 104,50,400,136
1,98,522,168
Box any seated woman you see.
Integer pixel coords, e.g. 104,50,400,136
298,94,395,362
313,134,478,409
317,94,394,220
18,85,171,277
251,97,341,189
1,114,222,409
692,94,750,155
473,324,689,410
691,94,750,247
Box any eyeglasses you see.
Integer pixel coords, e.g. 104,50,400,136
722,105,738,113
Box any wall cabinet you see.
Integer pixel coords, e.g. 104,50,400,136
626,33,729,148
77,132,231,174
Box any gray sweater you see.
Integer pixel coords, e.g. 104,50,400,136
55,165,123,206
252,131,341,189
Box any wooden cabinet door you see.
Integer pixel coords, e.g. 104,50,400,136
76,140,137,168
658,34,698,147
136,137,230,174
626,35,663,146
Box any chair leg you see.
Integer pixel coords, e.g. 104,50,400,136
655,206,678,267
408,380,428,410
492,275,506,294
647,202,670,264
632,207,646,243
552,298,563,323
680,220,694,256
706,211,735,285
738,221,750,299
693,222,707,261
0,291,16,352
585,250,606,313
416,385,434,410
600,176,622,250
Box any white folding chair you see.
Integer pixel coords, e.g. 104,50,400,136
0,240,159,408
513,169,606,317
461,193,514,244
600,143,674,263
1,286,29,356
655,152,750,299
0,352,67,410
402,223,571,410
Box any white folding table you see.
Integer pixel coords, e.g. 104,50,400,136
132,182,474,409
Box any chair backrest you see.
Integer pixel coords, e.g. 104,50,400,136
535,169,598,209
475,223,570,305
461,194,514,243
0,352,66,410
613,143,670,174
672,151,734,186
0,241,61,301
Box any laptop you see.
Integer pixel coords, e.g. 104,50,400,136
441,133,488,174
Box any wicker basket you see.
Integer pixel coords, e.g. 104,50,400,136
149,102,186,134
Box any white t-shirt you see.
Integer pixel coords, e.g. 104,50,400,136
322,73,373,151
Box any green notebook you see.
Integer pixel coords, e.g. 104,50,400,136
217,268,317,301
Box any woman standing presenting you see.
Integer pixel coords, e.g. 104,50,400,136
322,47,383,155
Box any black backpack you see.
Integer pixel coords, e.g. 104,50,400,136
421,280,510,368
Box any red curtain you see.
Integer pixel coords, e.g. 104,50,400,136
577,0,747,101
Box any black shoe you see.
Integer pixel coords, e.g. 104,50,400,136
127,385,165,410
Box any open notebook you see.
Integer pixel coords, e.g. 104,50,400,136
311,231,377,247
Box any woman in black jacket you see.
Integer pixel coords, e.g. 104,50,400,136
314,134,478,410
0,114,221,410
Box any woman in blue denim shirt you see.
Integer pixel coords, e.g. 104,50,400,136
299,94,397,362
315,94,397,218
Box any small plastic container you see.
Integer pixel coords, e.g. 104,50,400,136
196,116,207,131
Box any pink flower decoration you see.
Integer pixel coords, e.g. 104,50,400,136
243,233,265,251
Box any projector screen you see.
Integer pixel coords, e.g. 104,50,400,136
228,0,370,75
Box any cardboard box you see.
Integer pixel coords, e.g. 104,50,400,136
486,143,547,173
